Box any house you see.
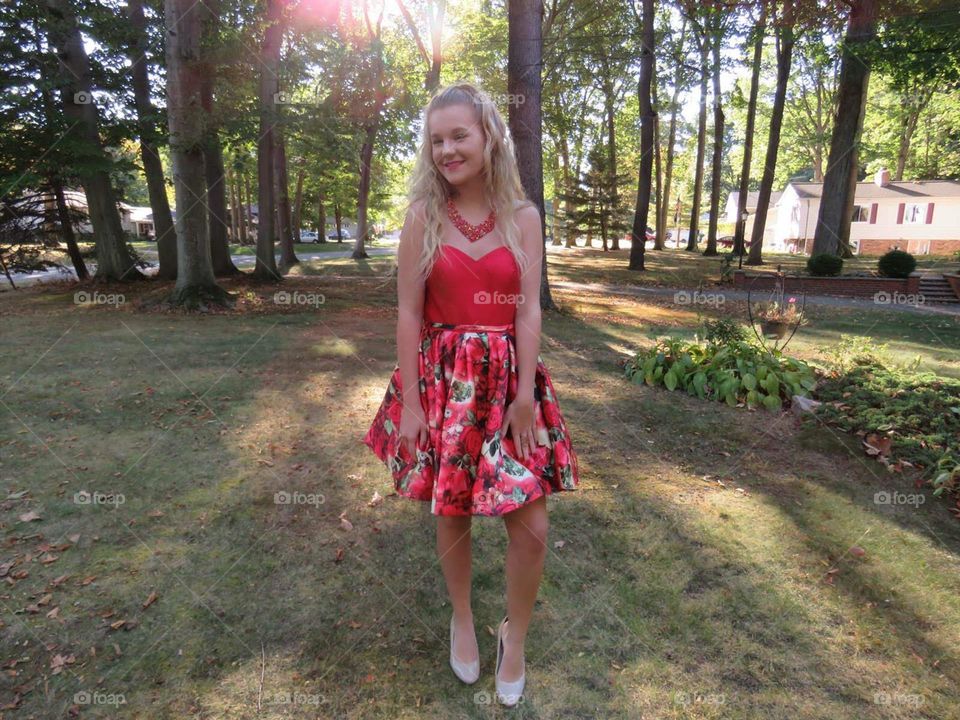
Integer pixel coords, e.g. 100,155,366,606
724,190,782,247
772,171,960,256
60,190,155,238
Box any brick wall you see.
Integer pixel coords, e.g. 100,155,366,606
733,271,921,297
800,238,959,256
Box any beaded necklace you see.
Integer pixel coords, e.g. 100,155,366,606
446,198,496,242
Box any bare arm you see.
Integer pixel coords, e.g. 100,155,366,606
514,204,544,403
396,201,428,419
499,204,545,461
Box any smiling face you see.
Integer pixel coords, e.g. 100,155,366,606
429,103,486,188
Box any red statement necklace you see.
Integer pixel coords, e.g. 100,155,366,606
446,198,496,243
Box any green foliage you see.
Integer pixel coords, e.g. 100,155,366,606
624,335,817,411
877,249,917,278
698,317,748,345
812,360,960,495
817,333,922,375
807,253,844,276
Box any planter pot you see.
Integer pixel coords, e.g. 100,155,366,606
761,319,789,338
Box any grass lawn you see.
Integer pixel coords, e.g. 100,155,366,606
1,252,958,718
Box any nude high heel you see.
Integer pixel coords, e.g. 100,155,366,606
449,614,480,684
494,616,525,706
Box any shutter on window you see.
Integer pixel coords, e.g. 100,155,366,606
896,203,905,224
869,203,878,224
925,203,934,224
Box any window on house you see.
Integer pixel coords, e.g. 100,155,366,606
903,203,927,224
851,205,869,223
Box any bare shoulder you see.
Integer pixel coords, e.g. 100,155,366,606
517,203,542,236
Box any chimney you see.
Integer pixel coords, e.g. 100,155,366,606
875,168,890,187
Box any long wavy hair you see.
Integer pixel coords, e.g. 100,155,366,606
404,82,535,281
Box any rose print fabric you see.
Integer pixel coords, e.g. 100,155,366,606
363,320,580,516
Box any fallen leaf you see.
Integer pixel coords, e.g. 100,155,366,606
18,511,42,523
142,591,158,610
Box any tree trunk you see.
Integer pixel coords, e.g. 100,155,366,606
687,33,709,252
629,0,655,271
354,120,379,258
164,0,229,307
704,28,725,257
44,0,143,282
659,18,687,251
318,190,327,242
244,173,254,242
292,161,305,242
748,6,795,265
733,2,766,258
894,87,931,180
559,131,575,247
51,177,88,279
252,0,282,280
604,79,620,251
653,84,662,250
275,127,299,269
128,0,177,280
228,168,240,242
334,204,343,241
508,0,553,309
812,0,877,257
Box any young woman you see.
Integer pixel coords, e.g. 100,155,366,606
362,82,580,707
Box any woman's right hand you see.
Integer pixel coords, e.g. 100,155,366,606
398,399,429,458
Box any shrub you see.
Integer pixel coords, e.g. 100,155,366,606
877,249,917,278
623,336,817,411
699,317,748,345
807,253,844,276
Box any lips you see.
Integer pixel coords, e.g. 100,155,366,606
444,160,463,170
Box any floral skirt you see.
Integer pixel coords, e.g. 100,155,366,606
362,321,580,516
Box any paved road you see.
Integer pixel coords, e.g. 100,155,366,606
6,245,958,317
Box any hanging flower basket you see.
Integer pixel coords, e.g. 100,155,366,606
760,319,790,338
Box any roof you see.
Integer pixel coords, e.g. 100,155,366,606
789,180,960,200
726,190,782,209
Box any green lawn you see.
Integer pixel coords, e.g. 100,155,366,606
1,252,958,718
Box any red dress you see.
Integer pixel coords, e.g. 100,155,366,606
362,243,581,516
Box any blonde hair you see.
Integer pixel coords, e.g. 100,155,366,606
404,82,535,280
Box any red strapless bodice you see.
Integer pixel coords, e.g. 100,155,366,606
423,244,521,325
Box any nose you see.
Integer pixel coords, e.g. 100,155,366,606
441,139,456,156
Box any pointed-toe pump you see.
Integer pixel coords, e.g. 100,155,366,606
449,614,480,684
494,616,525,707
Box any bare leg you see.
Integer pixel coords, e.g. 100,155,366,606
436,515,478,664
500,494,548,681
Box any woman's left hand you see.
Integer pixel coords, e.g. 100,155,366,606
502,393,537,460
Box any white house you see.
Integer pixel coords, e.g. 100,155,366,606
771,171,960,256
60,189,155,238
725,190,782,246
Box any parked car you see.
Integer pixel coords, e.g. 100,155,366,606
327,229,352,240
300,230,319,242
718,235,735,248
